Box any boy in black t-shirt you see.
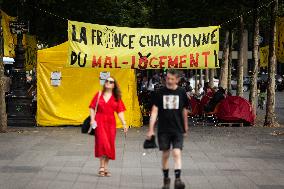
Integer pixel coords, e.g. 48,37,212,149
147,69,189,189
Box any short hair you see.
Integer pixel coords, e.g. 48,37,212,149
218,87,226,94
167,69,180,77
204,82,210,88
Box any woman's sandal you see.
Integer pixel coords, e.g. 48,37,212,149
104,169,111,177
98,167,105,177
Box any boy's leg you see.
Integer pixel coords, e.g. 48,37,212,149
158,133,171,189
172,148,182,170
172,134,185,189
161,150,171,189
158,133,171,172
162,150,171,170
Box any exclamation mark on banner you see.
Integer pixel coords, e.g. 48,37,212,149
214,50,219,67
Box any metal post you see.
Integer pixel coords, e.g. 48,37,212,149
6,2,35,127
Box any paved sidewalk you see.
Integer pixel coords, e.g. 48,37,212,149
0,126,284,189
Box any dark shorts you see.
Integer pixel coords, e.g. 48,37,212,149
158,132,184,151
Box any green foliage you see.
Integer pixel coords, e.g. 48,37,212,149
0,0,280,46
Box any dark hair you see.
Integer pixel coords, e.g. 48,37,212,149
167,69,180,77
103,77,121,101
204,82,210,88
218,87,226,94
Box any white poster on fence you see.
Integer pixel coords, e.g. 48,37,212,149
51,71,61,86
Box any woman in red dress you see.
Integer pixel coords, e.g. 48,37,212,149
89,77,128,177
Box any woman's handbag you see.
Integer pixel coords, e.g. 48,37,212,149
87,91,101,134
81,116,92,134
143,135,158,149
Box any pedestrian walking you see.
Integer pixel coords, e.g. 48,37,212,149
147,69,189,189
89,77,128,177
258,80,267,109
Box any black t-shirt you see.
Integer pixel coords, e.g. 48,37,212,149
152,86,189,134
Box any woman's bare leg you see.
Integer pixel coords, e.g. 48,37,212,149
98,156,106,176
100,156,106,168
104,157,112,176
104,157,109,170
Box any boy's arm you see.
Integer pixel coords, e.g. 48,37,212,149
146,105,158,138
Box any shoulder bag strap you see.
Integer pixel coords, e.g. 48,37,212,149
94,91,101,117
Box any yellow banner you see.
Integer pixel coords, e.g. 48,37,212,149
25,35,37,71
260,45,269,68
277,17,284,63
1,10,37,71
1,10,16,58
67,20,220,69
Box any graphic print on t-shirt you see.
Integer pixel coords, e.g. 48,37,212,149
163,95,179,109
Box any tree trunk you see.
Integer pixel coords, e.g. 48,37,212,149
227,30,234,93
237,15,245,96
249,0,260,117
205,69,209,83
209,69,214,88
194,70,198,93
264,0,278,127
219,30,230,89
199,69,203,87
0,15,7,132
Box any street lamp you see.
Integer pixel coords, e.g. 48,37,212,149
6,5,35,127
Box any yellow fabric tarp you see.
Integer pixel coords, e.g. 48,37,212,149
37,42,142,127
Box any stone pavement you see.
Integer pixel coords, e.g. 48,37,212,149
0,126,284,189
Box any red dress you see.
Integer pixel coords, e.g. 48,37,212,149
89,92,126,160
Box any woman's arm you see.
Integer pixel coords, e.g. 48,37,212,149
118,112,128,133
90,108,96,124
89,92,100,124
